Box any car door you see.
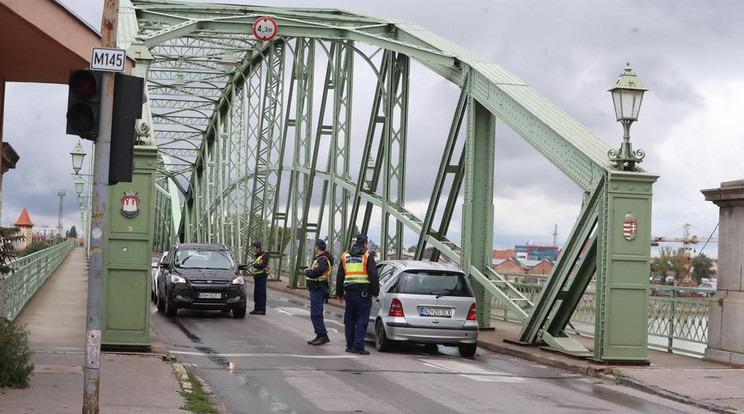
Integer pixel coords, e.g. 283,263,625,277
368,263,397,332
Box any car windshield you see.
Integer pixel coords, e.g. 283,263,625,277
175,249,234,269
396,271,471,296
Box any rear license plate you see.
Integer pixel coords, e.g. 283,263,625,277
198,292,222,299
419,307,452,318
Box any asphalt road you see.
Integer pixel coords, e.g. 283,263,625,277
150,283,710,414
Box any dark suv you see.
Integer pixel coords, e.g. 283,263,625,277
156,243,247,318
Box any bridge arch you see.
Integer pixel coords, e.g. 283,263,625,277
122,0,657,362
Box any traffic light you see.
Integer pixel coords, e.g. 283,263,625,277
66,69,103,139
109,73,144,185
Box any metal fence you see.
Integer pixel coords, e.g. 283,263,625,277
1,239,76,321
491,274,711,356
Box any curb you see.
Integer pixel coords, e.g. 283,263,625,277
617,375,737,414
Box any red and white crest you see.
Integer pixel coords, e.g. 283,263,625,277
623,212,637,241
121,191,140,219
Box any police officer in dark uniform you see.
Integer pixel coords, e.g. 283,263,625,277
336,234,379,355
249,241,269,315
305,239,334,346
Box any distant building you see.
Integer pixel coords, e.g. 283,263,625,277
33,225,57,240
494,257,526,275
13,207,34,251
492,249,514,266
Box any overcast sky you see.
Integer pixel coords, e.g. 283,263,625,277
3,0,740,256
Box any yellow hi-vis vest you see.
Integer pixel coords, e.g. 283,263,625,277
341,251,370,284
253,252,269,276
305,256,331,282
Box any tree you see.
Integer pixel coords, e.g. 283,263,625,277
68,226,77,238
0,227,24,275
691,253,714,283
650,246,688,284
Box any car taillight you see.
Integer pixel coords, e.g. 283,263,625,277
467,303,477,321
389,298,404,317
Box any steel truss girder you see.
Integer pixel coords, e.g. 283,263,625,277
129,1,657,363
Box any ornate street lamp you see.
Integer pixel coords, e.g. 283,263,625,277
70,141,87,175
75,175,85,197
608,63,648,171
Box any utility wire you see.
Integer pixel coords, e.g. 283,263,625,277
677,222,719,286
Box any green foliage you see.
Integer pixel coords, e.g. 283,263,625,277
181,371,219,414
0,227,24,275
650,246,688,283
65,226,78,238
691,253,715,283
0,317,35,388
19,241,49,258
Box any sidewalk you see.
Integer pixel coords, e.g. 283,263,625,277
0,248,187,413
266,278,744,413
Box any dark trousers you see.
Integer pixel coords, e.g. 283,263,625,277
253,275,267,311
309,285,327,335
343,289,372,351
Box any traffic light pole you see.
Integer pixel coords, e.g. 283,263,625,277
83,1,119,413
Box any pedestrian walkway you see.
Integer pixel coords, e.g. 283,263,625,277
0,248,187,413
267,277,744,413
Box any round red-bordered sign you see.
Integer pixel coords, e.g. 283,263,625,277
252,17,278,41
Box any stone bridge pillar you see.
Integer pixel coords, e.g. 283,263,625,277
702,180,744,365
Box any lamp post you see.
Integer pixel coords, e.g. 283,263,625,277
608,63,648,171
71,141,86,175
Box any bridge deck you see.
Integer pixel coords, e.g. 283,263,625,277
15,248,88,352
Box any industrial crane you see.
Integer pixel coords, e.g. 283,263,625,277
651,223,718,253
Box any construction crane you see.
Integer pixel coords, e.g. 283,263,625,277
651,223,718,253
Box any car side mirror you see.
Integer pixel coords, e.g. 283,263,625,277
159,262,168,268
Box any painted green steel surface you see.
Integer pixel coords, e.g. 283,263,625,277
103,147,158,347
2,240,76,321
121,0,659,361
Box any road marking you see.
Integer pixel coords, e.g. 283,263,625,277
420,359,526,383
328,328,339,334
327,320,345,327
170,350,358,359
275,307,311,316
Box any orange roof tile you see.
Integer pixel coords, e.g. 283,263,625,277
14,208,33,227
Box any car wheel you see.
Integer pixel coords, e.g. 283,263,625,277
458,343,477,357
375,319,393,352
232,307,246,319
156,291,165,312
164,294,178,317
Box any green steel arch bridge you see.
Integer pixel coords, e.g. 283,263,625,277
120,0,657,362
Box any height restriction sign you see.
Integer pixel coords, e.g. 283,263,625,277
253,17,278,41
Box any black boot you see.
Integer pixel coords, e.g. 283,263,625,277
311,334,330,346
307,334,321,345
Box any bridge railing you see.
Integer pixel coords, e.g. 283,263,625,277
1,239,76,321
491,275,711,356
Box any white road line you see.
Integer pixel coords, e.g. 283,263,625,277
275,307,294,316
275,307,311,316
170,350,358,359
420,359,526,383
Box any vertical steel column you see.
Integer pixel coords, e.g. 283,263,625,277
249,43,285,248
381,54,409,259
319,40,353,295
593,171,657,362
243,60,263,252
287,38,315,287
461,96,495,328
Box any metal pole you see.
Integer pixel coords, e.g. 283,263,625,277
83,1,119,413
57,190,66,240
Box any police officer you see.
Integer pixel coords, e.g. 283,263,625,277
249,241,269,315
336,234,379,355
305,239,334,346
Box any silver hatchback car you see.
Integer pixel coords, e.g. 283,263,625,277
367,260,479,357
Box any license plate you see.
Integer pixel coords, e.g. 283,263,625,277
198,292,221,299
419,307,452,318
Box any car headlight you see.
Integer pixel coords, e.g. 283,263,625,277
170,274,187,284
231,276,245,285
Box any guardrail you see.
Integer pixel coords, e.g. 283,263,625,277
1,239,76,321
491,275,711,356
